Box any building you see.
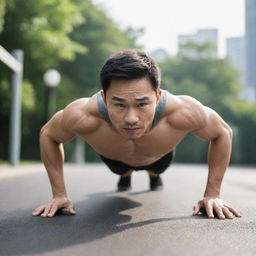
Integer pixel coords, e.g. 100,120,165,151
245,0,256,102
178,29,218,58
226,37,246,87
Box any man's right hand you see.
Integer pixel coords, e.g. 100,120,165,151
32,197,76,218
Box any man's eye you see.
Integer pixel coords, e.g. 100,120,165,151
115,104,125,108
138,103,148,108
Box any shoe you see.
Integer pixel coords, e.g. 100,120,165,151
117,176,131,191
150,176,163,191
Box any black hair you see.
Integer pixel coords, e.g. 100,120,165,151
100,49,161,93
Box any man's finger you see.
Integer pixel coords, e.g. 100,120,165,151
41,204,52,218
68,207,77,215
32,205,46,216
222,207,234,219
213,205,225,219
47,204,58,217
60,206,76,215
192,204,200,215
225,206,242,217
205,203,214,218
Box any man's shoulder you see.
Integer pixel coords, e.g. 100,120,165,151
62,92,103,134
164,93,208,131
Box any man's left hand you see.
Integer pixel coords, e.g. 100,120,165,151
193,197,242,219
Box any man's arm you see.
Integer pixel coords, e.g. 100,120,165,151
193,107,232,198
32,97,101,218
32,110,77,217
191,106,241,219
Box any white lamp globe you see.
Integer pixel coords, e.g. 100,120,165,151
43,69,61,88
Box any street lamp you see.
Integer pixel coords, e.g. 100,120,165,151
43,69,61,120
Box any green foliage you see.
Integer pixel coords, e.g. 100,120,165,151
59,0,140,161
2,0,86,70
161,50,242,125
227,100,256,164
0,0,5,33
22,80,35,111
0,0,89,160
160,43,256,164
0,0,141,162
59,0,140,104
2,1,254,165
0,77,11,160
178,41,217,59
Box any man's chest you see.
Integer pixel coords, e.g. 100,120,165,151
82,120,187,165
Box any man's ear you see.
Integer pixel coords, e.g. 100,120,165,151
100,90,107,104
156,89,162,104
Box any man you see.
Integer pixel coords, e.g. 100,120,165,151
32,49,241,219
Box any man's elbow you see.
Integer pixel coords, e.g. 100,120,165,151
226,126,233,140
40,125,48,138
212,126,233,142
39,125,54,144
217,126,233,143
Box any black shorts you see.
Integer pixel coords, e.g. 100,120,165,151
100,150,175,175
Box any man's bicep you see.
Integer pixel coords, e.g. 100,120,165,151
41,110,76,144
192,107,231,141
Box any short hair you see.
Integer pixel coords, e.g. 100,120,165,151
100,49,161,94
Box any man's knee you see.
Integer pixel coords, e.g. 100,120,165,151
121,170,133,177
148,168,166,176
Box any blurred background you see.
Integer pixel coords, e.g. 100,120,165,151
0,0,255,165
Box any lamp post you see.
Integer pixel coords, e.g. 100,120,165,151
43,69,61,121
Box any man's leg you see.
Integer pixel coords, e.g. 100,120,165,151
145,150,176,191
99,155,134,191
117,170,134,191
147,170,159,177
147,170,163,191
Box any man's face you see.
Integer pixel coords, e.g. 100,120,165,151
102,78,162,140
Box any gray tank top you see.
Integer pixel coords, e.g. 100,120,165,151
97,90,167,129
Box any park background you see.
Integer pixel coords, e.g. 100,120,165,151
0,0,255,165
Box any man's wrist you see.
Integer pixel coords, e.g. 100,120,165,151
204,180,222,198
204,194,220,198
53,194,68,198
52,188,67,198
204,189,220,198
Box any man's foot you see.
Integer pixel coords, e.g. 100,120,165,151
150,176,163,191
117,176,131,191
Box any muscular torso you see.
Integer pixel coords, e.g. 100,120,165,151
83,118,186,166
68,91,191,166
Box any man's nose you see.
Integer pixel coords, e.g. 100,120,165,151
124,109,139,125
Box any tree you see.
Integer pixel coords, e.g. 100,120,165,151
0,0,86,160
0,0,141,161
60,0,141,101
160,43,256,164
0,0,6,33
58,0,142,161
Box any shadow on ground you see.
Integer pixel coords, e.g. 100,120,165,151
0,191,194,255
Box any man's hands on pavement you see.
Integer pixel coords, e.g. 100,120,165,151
32,197,76,218
33,196,241,219
193,197,242,219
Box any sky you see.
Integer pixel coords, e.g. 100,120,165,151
92,0,245,57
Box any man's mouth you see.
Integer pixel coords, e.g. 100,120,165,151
123,126,140,130
123,127,140,133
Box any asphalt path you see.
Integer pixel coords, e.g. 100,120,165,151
0,163,255,256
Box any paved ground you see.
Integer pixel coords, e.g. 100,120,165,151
0,163,256,256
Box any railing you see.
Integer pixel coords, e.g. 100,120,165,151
0,45,24,166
